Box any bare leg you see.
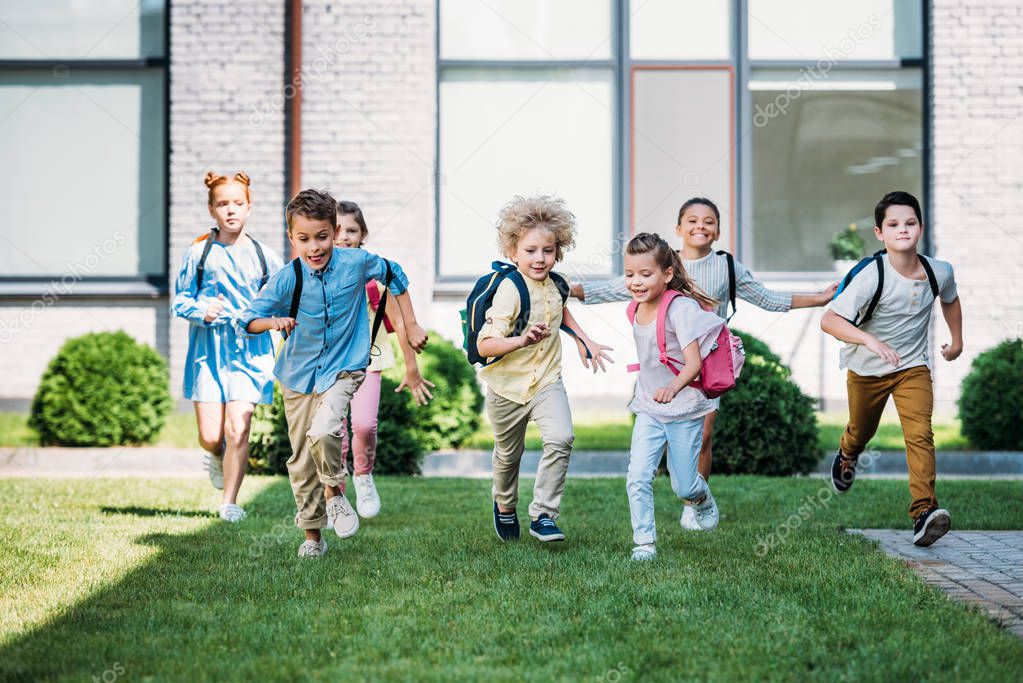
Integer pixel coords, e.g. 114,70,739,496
194,402,226,455
697,411,716,481
222,401,255,506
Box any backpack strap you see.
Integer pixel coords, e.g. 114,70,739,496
250,237,268,289
715,250,737,320
918,254,939,299
369,260,394,357
194,230,217,291
505,269,532,337
856,251,886,326
550,272,591,359
655,291,684,376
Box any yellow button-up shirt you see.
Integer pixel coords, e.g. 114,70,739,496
478,274,564,404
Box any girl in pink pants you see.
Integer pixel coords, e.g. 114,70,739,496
334,200,435,518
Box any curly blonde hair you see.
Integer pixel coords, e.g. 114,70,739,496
496,195,576,262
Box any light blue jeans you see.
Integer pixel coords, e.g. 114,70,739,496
627,413,708,545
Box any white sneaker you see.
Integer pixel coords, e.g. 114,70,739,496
326,494,360,539
353,474,381,518
219,503,246,523
297,539,327,558
691,478,719,531
680,504,702,531
204,453,224,490
631,544,657,561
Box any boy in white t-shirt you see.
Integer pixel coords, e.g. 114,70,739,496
821,191,963,547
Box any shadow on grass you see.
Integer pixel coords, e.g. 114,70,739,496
100,505,214,518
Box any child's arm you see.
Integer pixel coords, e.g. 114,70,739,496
735,260,836,310
477,323,550,357
569,276,630,305
560,306,614,373
381,283,435,405
237,268,293,336
653,340,702,403
363,252,427,352
172,250,228,326
820,310,901,367
940,297,964,361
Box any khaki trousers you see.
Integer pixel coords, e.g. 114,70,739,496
282,371,365,529
840,366,937,519
487,380,574,521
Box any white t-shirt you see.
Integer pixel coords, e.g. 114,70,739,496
829,253,957,377
628,296,725,422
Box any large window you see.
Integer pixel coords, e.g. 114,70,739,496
0,1,167,284
437,1,924,279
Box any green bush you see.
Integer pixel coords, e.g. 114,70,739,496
712,328,820,476
248,384,290,475
958,339,1023,450
29,331,171,446
383,332,484,451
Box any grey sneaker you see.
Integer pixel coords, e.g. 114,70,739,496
326,494,360,539
297,539,327,558
631,544,657,561
691,478,719,531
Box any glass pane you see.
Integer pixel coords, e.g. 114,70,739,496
439,68,614,277
0,0,165,60
750,70,923,272
440,0,612,60
633,68,734,250
630,0,730,60
0,70,166,276
748,0,922,61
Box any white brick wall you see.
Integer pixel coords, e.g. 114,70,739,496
932,0,1023,415
299,0,437,324
167,0,287,399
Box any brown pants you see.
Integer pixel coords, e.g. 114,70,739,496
282,371,365,529
840,366,937,519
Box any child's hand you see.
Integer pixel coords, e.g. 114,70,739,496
653,385,680,404
576,336,614,374
204,294,227,323
519,323,551,348
269,316,297,334
819,281,838,303
865,336,900,366
406,323,428,352
396,367,436,406
941,342,963,361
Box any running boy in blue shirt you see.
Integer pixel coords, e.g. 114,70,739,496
239,189,427,558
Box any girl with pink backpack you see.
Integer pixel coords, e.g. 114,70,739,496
622,233,735,561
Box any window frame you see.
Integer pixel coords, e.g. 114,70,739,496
434,0,929,284
0,9,170,299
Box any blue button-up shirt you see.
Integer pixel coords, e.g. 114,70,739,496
237,248,409,394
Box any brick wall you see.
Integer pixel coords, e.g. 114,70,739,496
299,0,437,322
167,0,287,398
931,0,1023,415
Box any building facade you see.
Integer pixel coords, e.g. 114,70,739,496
1,1,1019,417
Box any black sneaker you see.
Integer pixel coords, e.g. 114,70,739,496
830,450,858,493
493,502,519,541
529,514,565,542
913,507,951,547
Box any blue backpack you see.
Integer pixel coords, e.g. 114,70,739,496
461,261,590,366
834,249,938,326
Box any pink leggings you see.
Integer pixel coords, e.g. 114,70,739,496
348,370,381,477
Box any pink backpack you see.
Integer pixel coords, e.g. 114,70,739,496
626,290,745,399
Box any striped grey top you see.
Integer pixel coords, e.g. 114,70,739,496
581,251,792,319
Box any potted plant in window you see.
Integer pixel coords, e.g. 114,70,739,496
830,223,865,274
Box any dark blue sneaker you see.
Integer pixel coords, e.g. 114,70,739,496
830,449,857,493
493,502,519,541
529,514,565,542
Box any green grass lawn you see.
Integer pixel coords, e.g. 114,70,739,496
1,476,1021,681
0,410,975,453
